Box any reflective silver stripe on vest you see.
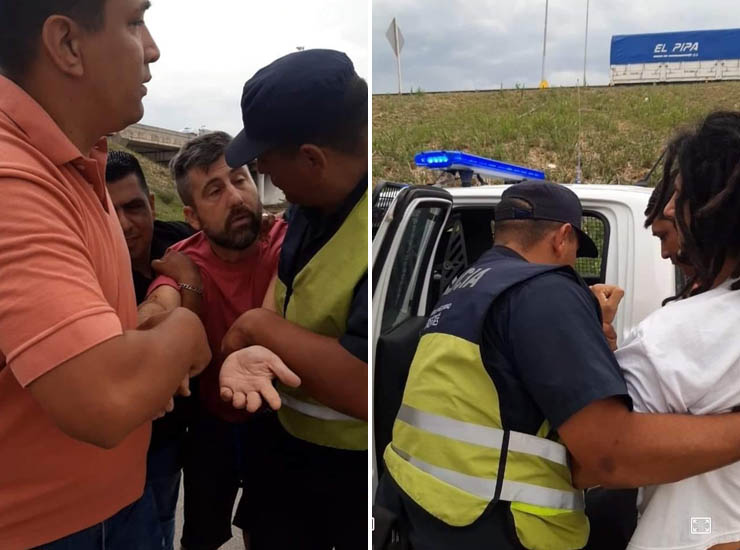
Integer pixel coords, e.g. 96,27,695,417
279,392,355,421
396,405,568,466
391,445,584,511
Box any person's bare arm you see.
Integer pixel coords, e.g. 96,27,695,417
150,249,203,317
560,397,740,489
28,307,211,449
261,273,278,312
138,285,197,408
138,254,204,403
137,284,182,326
222,308,367,420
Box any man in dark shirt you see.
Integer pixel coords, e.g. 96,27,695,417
106,151,196,550
105,151,195,302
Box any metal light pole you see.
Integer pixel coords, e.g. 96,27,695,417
583,0,590,86
539,0,550,88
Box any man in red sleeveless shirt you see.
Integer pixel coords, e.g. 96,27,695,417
138,131,288,550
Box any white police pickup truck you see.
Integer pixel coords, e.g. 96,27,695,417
371,168,680,490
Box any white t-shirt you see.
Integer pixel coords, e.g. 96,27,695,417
616,278,740,550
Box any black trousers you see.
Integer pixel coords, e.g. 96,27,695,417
584,488,638,550
374,472,530,550
249,416,368,550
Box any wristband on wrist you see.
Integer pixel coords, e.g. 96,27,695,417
178,282,203,295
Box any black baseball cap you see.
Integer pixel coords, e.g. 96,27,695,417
494,182,599,258
225,49,359,167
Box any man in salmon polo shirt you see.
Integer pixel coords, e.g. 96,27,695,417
0,2,211,549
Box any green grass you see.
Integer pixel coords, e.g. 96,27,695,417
372,82,740,186
107,141,185,221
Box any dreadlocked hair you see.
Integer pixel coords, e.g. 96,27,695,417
675,111,740,296
644,132,689,229
653,133,698,304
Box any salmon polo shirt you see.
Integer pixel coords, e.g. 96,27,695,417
0,76,149,549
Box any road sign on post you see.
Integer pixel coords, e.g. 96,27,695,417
386,18,405,94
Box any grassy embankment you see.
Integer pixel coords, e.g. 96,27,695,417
373,81,740,186
107,140,184,221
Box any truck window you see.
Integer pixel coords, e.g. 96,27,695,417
575,212,610,285
381,205,447,333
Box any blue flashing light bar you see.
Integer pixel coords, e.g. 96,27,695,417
414,150,546,181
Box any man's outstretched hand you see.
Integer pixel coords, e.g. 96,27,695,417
219,345,301,412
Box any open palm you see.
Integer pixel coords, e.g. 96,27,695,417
219,345,301,412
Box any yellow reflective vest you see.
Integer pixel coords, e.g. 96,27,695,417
273,188,368,451
384,249,589,550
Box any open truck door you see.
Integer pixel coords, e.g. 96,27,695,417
371,184,453,495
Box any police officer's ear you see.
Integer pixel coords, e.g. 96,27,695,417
297,144,328,177
552,223,574,253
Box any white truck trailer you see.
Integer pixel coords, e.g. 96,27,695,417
610,28,740,85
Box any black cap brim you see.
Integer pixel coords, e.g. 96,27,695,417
225,129,273,168
574,227,599,258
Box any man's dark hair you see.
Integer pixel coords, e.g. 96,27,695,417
280,74,368,157
675,111,740,295
494,219,570,250
170,131,232,207
0,1,106,80
493,199,572,249
644,133,689,229
106,150,149,193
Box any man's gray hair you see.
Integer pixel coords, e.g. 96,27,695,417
169,131,233,207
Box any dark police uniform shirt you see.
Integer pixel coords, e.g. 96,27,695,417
134,219,194,477
482,246,631,435
273,176,368,476
379,246,631,550
278,176,368,363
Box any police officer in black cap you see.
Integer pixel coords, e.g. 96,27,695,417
374,182,631,550
219,49,368,550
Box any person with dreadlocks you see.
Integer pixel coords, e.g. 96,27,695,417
578,111,740,550
583,133,712,550
644,134,696,288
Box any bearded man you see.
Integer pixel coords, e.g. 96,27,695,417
138,131,286,550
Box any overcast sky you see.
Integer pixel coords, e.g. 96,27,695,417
140,0,368,135
372,0,740,93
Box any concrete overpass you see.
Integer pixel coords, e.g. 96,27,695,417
111,123,196,165
110,123,285,206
